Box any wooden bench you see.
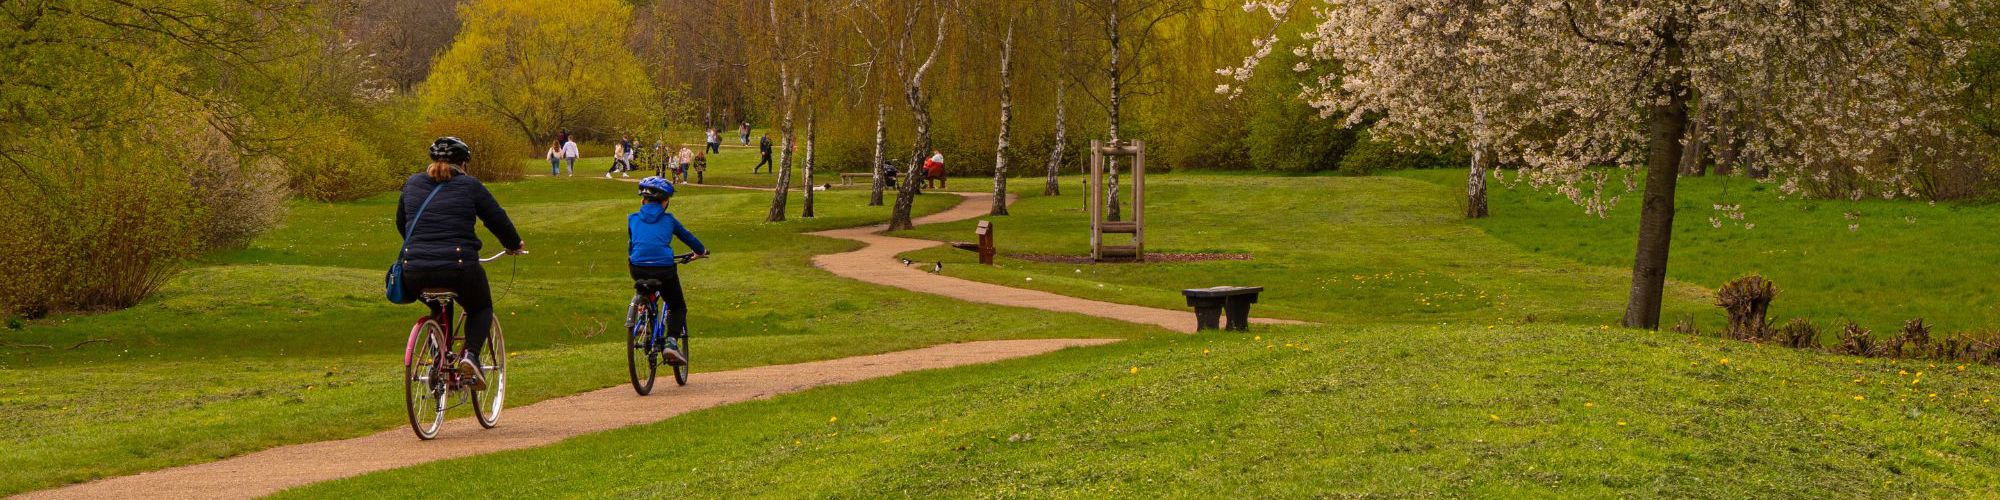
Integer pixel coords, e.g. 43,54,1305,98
838,172,872,185
1181,286,1264,331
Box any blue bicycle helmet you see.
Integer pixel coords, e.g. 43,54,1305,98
638,176,675,200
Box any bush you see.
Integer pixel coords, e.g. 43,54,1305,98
1835,321,1875,356
1716,275,1776,341
1775,318,1821,349
1336,131,1468,176
279,130,403,202
425,117,528,182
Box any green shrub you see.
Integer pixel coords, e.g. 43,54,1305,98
1337,131,1469,175
279,130,403,202
425,117,528,182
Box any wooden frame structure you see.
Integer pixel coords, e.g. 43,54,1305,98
1088,140,1145,261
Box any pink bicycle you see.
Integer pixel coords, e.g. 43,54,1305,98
402,250,519,440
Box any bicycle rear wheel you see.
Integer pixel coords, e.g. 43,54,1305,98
471,316,506,429
404,318,448,440
627,303,658,395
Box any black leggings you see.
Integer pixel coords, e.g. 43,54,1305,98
753,154,772,173
402,265,494,357
630,264,688,338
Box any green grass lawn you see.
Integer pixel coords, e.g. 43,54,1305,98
11,160,2000,496
1393,169,2000,334
288,322,2000,497
895,172,1712,327
0,172,1164,495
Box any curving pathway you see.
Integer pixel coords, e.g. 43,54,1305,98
18,339,1115,499
809,192,1306,334
22,185,1299,499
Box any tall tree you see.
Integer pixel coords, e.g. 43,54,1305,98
421,0,659,147
990,22,1016,215
1044,81,1069,196
887,1,950,231
1274,0,1977,329
764,0,812,222
1073,0,1198,221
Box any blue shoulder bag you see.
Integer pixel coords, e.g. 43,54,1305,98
385,183,445,304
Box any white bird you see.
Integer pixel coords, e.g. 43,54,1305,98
900,258,913,266
930,262,943,274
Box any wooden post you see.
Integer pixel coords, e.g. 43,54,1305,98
975,221,996,265
1132,140,1145,262
1088,140,1103,261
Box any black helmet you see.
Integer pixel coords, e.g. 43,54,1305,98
429,137,471,164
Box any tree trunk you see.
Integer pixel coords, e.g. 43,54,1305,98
869,101,888,206
1044,83,1066,196
764,0,793,223
1679,106,1708,177
802,110,817,218
1105,0,1123,222
1622,31,1690,331
990,24,1014,216
1466,148,1489,218
888,10,948,231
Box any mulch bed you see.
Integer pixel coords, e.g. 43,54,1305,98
1007,253,1253,264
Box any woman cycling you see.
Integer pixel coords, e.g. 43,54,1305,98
628,176,706,365
397,137,525,389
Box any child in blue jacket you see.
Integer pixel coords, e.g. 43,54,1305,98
629,176,706,364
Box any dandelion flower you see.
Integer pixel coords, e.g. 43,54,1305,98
1617,421,1627,426
829,416,838,423
1129,366,1139,374
1584,402,1596,408
1718,358,1729,365
1854,395,1866,401
1489,414,1500,421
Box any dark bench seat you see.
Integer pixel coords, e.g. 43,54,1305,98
1181,286,1264,331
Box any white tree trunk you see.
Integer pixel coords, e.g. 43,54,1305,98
869,101,887,206
803,110,817,218
1044,83,1066,196
990,24,1014,216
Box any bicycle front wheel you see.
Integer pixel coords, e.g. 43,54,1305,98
627,303,657,395
404,318,447,440
671,333,689,386
471,316,507,429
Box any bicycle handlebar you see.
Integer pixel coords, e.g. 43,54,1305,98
674,252,708,264
480,250,527,263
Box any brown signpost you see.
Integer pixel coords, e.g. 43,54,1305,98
975,220,995,265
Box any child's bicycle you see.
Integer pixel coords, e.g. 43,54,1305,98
402,250,521,440
625,252,702,395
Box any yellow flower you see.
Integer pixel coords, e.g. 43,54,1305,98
1584,402,1596,408
1854,395,1866,401
1129,366,1139,374
1958,365,1967,371
1617,421,1627,426
829,416,838,423
1489,414,1500,421
1202,349,1210,355
1718,358,1729,365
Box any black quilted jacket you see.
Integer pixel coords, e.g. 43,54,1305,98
395,171,522,271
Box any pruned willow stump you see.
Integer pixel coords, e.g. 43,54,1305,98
1089,140,1145,262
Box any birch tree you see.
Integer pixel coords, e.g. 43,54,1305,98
990,22,1016,215
887,1,949,231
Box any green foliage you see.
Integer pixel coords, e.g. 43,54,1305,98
1336,131,1467,175
421,0,662,145
425,117,528,182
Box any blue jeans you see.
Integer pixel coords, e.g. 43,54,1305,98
563,157,576,175
549,157,560,175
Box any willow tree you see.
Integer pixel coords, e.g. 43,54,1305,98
1273,0,1976,329
422,0,658,146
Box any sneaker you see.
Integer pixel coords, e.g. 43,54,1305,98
661,338,687,366
456,354,488,391
622,172,631,178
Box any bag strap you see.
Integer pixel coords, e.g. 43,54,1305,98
399,182,447,253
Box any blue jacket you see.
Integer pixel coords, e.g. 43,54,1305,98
397,172,521,271
628,203,705,266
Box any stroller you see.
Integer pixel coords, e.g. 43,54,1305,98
880,161,900,188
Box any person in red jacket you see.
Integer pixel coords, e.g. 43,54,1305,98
922,149,946,189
